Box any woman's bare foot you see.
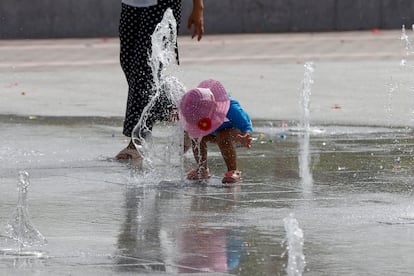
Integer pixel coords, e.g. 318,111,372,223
115,140,141,161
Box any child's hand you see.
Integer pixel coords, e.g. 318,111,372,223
237,132,252,148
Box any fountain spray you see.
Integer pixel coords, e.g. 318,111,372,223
6,171,47,251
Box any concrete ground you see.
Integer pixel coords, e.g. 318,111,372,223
1,30,414,276
1,29,413,126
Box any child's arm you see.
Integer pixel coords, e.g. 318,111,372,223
226,98,253,132
226,98,253,148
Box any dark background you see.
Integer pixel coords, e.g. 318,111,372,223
1,0,414,39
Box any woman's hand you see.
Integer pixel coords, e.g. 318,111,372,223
187,0,204,41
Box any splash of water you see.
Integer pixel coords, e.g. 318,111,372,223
298,62,314,189
385,77,399,126
283,213,306,276
300,62,314,131
131,8,186,173
399,25,414,124
5,171,47,249
400,25,414,63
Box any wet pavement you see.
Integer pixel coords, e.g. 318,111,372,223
1,30,414,275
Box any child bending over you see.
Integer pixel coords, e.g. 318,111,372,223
179,79,253,184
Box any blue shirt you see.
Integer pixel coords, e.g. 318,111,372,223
212,96,253,135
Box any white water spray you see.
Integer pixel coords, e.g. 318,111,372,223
399,25,414,125
131,8,186,175
400,24,414,65
298,62,314,190
283,213,306,276
5,171,47,250
300,62,314,131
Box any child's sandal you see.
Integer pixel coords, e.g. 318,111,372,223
222,170,241,184
187,168,211,180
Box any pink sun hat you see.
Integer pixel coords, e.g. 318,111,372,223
179,79,230,138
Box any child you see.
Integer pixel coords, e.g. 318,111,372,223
179,79,253,184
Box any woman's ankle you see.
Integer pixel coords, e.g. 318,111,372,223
127,140,136,149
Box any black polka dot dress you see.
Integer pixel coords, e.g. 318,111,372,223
119,0,182,137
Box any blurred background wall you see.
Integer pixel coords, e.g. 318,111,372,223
1,0,414,39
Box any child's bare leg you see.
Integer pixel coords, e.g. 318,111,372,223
192,135,215,168
187,136,214,179
183,132,191,153
216,128,240,171
192,137,208,170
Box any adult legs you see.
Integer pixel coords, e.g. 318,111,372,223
117,1,182,160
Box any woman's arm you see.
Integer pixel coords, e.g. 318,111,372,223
187,0,204,41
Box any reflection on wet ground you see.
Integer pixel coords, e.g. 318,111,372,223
0,118,413,275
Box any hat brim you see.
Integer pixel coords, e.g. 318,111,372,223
180,100,230,137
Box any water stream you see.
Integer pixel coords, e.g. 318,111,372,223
1,171,46,257
298,62,314,191
131,8,186,177
283,213,306,276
